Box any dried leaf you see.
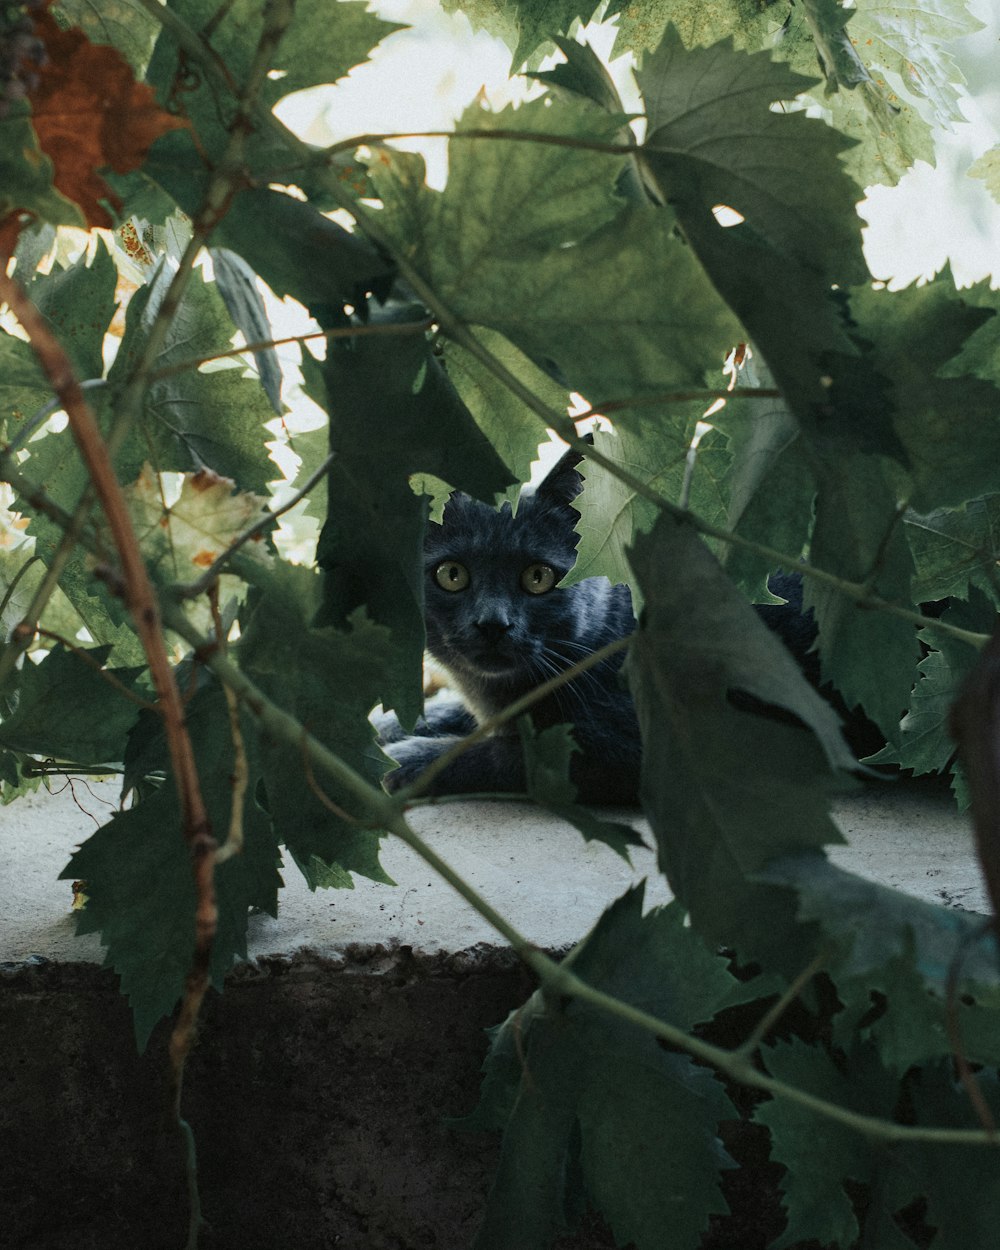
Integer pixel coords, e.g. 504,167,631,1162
124,464,271,580
27,8,185,228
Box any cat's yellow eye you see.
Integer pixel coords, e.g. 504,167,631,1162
435,561,470,592
521,563,557,595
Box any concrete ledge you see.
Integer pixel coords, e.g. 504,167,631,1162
1,775,986,1248
6,773,985,968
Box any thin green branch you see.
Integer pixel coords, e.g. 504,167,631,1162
162,592,1000,1149
160,598,399,827
735,951,827,1059
395,635,631,800
174,451,336,599
526,950,1000,1148
147,318,434,384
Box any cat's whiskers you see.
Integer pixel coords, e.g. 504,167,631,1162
535,645,604,704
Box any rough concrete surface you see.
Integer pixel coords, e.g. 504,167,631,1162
0,773,988,1249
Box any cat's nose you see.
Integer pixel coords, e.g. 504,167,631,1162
474,617,513,645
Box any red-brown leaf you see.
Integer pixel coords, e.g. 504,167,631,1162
27,8,185,228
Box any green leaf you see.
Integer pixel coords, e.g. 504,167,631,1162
107,262,277,491
209,187,395,311
869,593,991,780
0,241,117,435
760,852,1000,995
712,386,815,596
28,239,118,381
518,720,645,861
636,26,865,287
53,0,161,73
568,421,730,613
805,454,918,740
370,96,741,407
0,645,143,767
145,0,402,152
258,0,406,106
906,498,1000,604
62,682,282,1050
830,950,1000,1075
471,887,738,1250
529,35,627,114
209,247,282,414
0,106,84,230
0,331,51,441
910,1069,1000,1250
314,302,514,724
63,787,197,1049
969,145,1000,204
236,562,395,886
628,511,854,963
439,328,567,505
441,0,605,68
851,278,1000,512
842,0,983,132
754,1039,905,1249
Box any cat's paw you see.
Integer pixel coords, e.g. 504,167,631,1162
382,735,459,792
370,707,405,744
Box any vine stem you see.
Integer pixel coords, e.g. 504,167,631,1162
294,161,990,652
160,598,1000,1149
147,317,434,383
0,271,217,1243
69,0,1000,1160
175,451,336,599
395,635,631,799
135,0,988,652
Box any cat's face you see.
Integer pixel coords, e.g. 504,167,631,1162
422,450,584,691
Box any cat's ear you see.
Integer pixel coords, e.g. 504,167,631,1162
535,433,592,506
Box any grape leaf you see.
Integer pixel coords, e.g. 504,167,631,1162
143,0,401,195
53,0,161,74
0,240,115,430
850,278,1000,512
906,498,1000,604
28,7,185,228
868,594,991,779
969,145,1000,204
568,421,731,612
209,247,282,414
805,453,918,740
636,26,865,287
313,301,515,725
124,464,271,583
832,952,1000,1075
518,720,645,861
107,262,277,491
628,511,854,964
440,0,606,68
910,1069,1000,1250
469,887,738,1250
235,562,395,886
439,328,568,505
0,644,143,766
369,97,741,408
712,389,815,597
209,186,395,312
844,0,983,132
61,682,282,1050
0,105,84,240
760,852,1000,994
754,1039,907,1249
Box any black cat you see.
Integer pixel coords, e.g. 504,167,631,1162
376,447,880,806
377,446,642,804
